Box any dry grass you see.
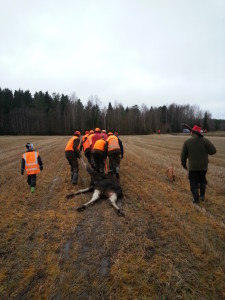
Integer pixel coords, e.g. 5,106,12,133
0,135,224,299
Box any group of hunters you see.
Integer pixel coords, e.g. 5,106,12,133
65,128,124,184
21,124,216,205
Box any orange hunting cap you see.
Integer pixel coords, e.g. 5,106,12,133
74,130,81,137
89,130,94,134
108,132,113,136
95,127,101,132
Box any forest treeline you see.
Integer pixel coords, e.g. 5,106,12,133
0,87,224,135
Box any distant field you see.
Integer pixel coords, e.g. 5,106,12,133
0,135,225,299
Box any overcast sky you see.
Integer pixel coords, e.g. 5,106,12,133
0,0,225,118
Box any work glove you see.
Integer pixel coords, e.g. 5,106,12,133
40,165,43,171
21,170,24,175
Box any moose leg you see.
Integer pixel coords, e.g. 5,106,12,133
66,187,94,199
108,193,125,217
77,189,100,211
74,187,93,195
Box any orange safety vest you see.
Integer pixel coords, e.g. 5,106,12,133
23,152,40,175
82,134,91,152
93,139,106,152
88,133,94,146
65,136,80,151
106,135,120,152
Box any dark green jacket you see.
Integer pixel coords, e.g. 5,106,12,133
181,135,216,171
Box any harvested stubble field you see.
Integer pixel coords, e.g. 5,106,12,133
0,134,225,300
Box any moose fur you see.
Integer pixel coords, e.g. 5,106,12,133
66,164,124,216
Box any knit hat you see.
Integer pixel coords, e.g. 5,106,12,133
26,143,34,151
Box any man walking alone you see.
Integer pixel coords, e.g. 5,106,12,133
181,125,216,204
21,143,43,193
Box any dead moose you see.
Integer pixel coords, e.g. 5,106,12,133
66,159,125,217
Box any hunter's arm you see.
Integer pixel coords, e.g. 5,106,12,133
204,138,217,155
181,142,188,169
73,139,81,157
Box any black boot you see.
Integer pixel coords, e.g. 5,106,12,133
200,183,206,201
108,170,113,176
72,172,78,185
191,188,200,204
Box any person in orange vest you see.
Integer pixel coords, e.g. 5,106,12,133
106,132,121,178
101,129,108,140
114,132,124,159
87,130,95,149
80,130,92,165
91,127,102,150
87,130,95,168
65,131,81,185
92,136,108,173
21,143,43,193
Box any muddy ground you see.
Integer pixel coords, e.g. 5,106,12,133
0,135,224,299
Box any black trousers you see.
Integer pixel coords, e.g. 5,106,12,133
85,151,92,165
65,151,78,173
188,171,207,188
108,153,121,174
92,152,105,173
27,174,37,187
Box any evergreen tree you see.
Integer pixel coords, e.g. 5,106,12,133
0,86,222,135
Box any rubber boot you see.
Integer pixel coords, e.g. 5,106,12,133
116,166,120,179
108,170,113,176
72,172,78,185
191,188,200,204
31,186,35,193
200,183,206,201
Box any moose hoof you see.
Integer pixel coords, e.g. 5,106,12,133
66,193,75,199
76,205,86,212
118,209,125,217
